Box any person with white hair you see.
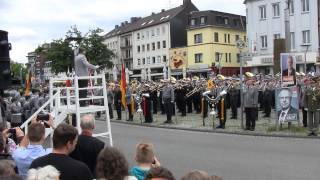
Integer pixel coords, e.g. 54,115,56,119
69,114,104,177
27,165,60,180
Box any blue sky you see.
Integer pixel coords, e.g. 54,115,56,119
0,0,245,63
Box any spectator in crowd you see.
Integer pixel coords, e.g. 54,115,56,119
130,142,160,180
96,146,137,180
145,166,175,180
0,160,20,180
27,165,60,180
30,123,92,180
12,120,52,179
181,170,211,180
69,114,104,176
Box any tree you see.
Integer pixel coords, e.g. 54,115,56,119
10,61,27,84
46,39,73,74
34,26,114,74
67,26,114,70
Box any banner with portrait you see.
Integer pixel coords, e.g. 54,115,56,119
280,53,296,87
275,86,299,123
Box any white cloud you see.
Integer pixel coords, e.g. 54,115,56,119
0,0,245,63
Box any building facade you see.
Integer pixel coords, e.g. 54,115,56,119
187,10,247,77
245,0,319,74
104,0,198,81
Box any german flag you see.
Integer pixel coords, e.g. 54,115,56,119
120,64,126,108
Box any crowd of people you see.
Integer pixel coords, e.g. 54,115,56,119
0,113,222,180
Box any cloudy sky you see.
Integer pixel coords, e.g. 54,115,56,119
0,0,245,63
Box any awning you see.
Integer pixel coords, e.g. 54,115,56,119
187,68,211,73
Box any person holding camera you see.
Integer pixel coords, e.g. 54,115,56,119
12,115,54,179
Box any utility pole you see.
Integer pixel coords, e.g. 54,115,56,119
236,39,245,129
284,0,291,52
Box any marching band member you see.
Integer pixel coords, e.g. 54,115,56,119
142,84,153,123
162,80,174,124
243,73,259,131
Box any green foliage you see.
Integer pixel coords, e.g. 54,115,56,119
47,39,73,74
11,62,27,80
35,25,114,74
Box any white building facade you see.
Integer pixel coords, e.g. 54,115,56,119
132,22,171,80
104,33,121,79
245,0,319,74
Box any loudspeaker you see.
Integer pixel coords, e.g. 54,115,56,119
0,30,11,59
0,59,11,89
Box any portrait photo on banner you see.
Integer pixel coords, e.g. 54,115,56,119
280,53,297,86
275,86,299,123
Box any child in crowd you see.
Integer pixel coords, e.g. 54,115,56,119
130,142,160,180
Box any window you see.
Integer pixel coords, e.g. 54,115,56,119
229,53,231,63
224,18,229,25
289,0,294,14
156,28,160,36
302,0,310,12
163,55,167,62
215,52,220,62
143,58,146,65
228,34,230,43
138,59,141,65
147,57,150,64
261,35,268,48
214,32,219,42
151,29,155,37
272,3,280,17
152,57,156,64
137,46,140,53
302,30,310,44
274,33,281,39
157,56,161,63
195,53,203,63
235,35,240,41
190,18,196,26
137,33,140,40
157,41,161,49
225,53,228,62
142,45,145,52
200,16,207,24
141,32,144,39
224,34,227,43
146,31,150,38
290,32,295,50
162,41,167,48
244,36,247,42
237,53,240,63
194,34,203,44
152,43,155,50
259,5,267,19
147,44,150,51
162,26,166,34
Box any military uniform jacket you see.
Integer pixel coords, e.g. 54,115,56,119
243,86,259,108
304,88,320,112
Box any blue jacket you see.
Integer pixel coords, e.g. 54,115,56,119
130,166,150,180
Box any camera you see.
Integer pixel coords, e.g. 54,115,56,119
37,114,49,121
8,128,16,134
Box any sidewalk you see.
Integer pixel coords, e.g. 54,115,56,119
100,108,315,138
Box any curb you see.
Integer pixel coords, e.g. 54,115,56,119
107,120,320,140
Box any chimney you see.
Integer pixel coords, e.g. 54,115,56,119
125,21,128,24
115,25,119,29
183,0,192,6
121,22,125,27
161,9,165,12
151,12,155,15
130,17,140,23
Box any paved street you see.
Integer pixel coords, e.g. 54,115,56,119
95,121,320,180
